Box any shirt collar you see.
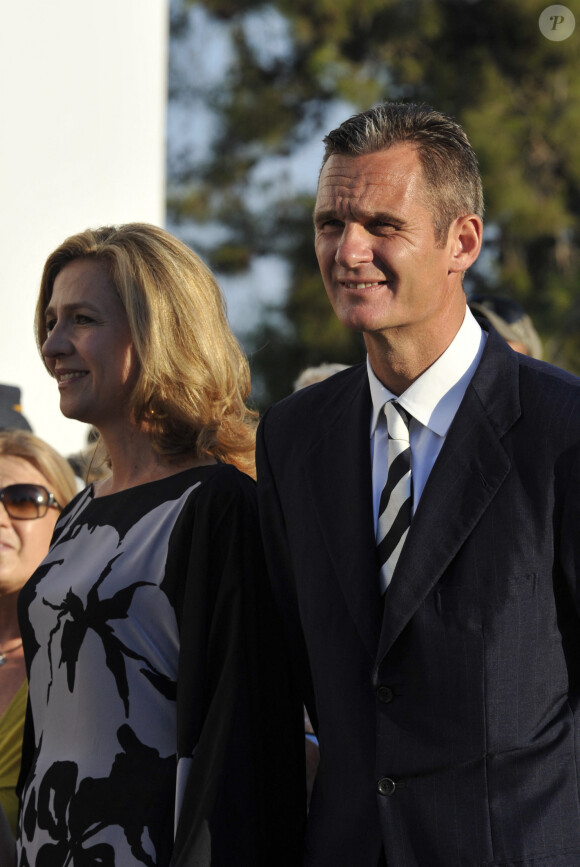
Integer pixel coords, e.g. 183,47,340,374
368,307,486,438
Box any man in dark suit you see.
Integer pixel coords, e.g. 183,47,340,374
256,102,580,866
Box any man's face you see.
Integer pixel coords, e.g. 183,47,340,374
314,144,466,341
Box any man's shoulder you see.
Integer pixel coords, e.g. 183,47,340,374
516,353,580,409
520,358,580,446
259,363,367,443
518,353,580,387
476,327,580,405
267,363,366,417
477,341,580,442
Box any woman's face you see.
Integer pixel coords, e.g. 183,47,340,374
0,456,61,597
41,259,139,432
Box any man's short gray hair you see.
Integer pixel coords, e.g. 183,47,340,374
321,102,484,246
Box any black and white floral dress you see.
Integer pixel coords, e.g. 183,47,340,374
16,464,304,867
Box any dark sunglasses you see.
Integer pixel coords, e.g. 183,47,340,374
0,484,62,521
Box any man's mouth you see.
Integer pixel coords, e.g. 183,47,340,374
341,281,386,290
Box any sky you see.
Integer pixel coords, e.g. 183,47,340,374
0,0,168,458
4,0,558,458
165,2,354,334
1,0,322,460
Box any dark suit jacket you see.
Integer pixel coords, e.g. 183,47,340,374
256,327,580,867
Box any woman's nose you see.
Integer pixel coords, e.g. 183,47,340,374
42,323,72,359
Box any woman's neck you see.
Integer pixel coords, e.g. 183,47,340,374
94,425,215,497
0,592,22,644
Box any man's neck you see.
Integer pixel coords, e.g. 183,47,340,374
365,307,466,395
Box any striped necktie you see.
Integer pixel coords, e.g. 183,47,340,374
376,400,413,593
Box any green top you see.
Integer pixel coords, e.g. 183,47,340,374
0,680,27,836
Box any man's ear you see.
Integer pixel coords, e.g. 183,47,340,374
447,214,483,273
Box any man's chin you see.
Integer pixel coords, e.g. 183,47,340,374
338,312,402,335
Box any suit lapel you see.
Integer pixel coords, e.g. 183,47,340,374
304,367,383,660
377,331,521,661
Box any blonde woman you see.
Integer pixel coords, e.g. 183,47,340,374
15,224,304,866
0,430,76,840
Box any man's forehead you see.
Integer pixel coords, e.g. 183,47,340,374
315,145,426,210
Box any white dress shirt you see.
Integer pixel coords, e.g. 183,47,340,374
369,307,487,529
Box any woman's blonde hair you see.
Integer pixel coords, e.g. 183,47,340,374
35,223,258,477
0,429,77,509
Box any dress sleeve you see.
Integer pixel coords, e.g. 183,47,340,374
169,468,305,867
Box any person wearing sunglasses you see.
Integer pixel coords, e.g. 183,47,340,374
14,224,304,867
0,430,76,845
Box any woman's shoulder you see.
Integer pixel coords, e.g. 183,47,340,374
195,462,256,492
183,463,257,515
55,464,255,528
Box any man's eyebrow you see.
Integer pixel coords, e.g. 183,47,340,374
313,208,337,223
313,208,405,226
371,211,405,226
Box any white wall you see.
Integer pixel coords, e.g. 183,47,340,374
0,0,168,457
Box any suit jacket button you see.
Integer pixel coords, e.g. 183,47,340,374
377,777,396,796
376,686,393,703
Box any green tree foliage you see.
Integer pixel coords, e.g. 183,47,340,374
169,0,580,405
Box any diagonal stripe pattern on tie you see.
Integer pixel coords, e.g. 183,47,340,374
377,400,413,593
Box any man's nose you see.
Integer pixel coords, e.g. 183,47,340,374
335,224,373,268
